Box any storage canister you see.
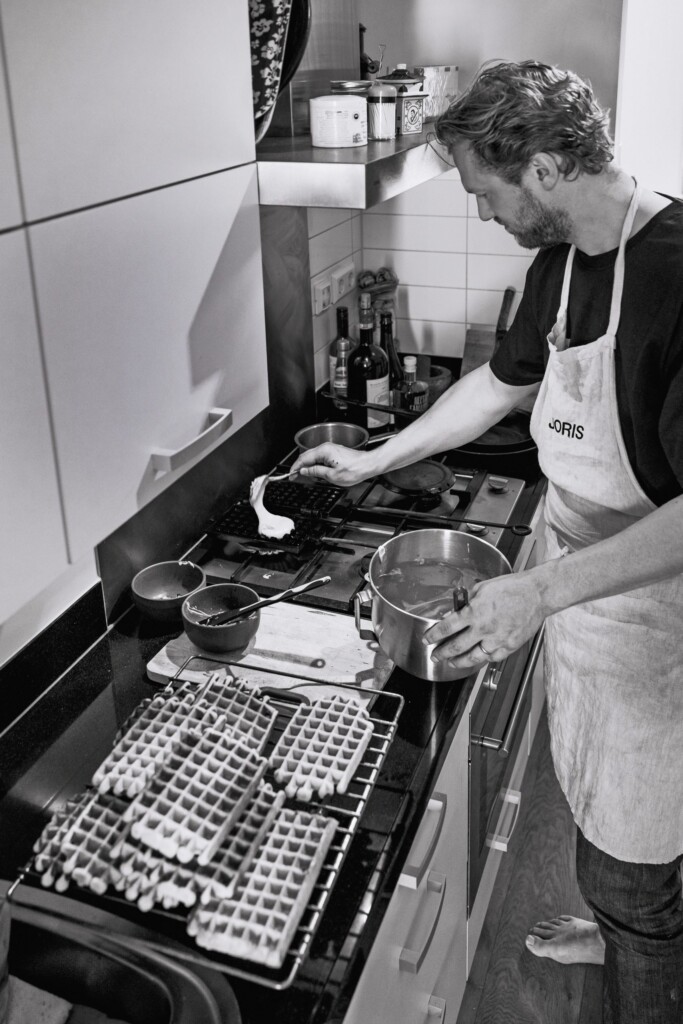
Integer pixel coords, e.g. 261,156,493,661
309,95,368,148
367,81,397,140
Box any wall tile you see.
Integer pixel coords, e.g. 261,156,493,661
309,219,354,276
314,340,332,388
367,176,468,217
351,213,363,253
395,284,466,323
362,213,466,253
396,318,467,357
467,253,533,292
307,207,352,238
467,288,523,327
363,248,467,288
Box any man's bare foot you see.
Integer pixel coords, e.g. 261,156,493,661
525,915,605,965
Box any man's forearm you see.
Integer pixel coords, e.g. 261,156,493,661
364,363,536,476
533,494,683,615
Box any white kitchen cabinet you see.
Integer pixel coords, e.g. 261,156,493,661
0,0,255,221
344,716,470,1024
0,46,21,231
0,231,69,621
30,164,269,560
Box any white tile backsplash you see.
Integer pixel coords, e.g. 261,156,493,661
468,253,533,292
307,207,353,238
467,288,523,326
309,218,355,276
395,283,467,324
363,248,467,289
396,318,467,357
362,213,467,253
367,176,468,217
467,218,538,258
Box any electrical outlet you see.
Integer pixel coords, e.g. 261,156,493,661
312,277,332,316
330,259,356,303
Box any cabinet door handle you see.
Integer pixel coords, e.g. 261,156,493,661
486,788,522,852
399,792,447,890
399,871,446,974
150,407,232,473
427,995,447,1022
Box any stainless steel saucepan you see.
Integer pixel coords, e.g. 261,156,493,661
354,528,512,681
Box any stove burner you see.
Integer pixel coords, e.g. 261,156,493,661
381,460,454,497
358,553,373,579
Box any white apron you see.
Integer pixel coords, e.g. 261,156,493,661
529,183,683,863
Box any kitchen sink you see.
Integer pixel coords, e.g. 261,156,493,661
5,895,241,1024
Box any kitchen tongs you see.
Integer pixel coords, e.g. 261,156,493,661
197,576,331,627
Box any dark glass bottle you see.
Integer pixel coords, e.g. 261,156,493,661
329,305,352,387
348,325,391,434
380,311,404,393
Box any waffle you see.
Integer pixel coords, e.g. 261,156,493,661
269,695,374,801
33,791,129,895
187,806,337,968
124,728,268,865
92,673,275,798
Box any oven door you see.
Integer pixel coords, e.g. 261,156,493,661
468,626,544,913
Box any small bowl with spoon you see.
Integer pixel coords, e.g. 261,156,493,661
181,576,331,654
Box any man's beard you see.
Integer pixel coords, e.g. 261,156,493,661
500,188,573,249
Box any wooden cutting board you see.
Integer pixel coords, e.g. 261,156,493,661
146,601,394,698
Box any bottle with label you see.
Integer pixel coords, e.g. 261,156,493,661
333,338,351,414
329,305,352,386
358,291,374,334
348,324,391,434
396,355,429,415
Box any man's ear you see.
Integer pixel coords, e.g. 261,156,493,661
526,153,561,191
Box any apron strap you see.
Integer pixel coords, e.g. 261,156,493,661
605,180,639,338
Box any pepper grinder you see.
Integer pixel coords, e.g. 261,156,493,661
367,80,397,140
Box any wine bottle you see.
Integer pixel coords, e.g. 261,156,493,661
380,311,404,392
358,291,374,333
348,325,391,434
329,305,352,386
396,355,429,414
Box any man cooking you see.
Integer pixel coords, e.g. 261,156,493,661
291,60,683,1024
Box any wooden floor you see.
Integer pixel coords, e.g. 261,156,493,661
457,714,603,1024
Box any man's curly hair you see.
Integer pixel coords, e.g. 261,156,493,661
435,60,614,184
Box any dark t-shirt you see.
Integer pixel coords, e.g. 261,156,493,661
490,197,683,506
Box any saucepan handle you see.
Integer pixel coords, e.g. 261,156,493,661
354,589,377,641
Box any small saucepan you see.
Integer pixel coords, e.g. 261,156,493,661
354,528,511,682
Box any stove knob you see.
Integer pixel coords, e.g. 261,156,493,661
465,522,487,535
487,475,509,493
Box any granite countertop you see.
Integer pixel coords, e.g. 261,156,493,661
0,602,477,1024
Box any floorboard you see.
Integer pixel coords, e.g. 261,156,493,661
457,713,602,1024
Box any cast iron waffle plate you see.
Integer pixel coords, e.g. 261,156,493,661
207,482,345,552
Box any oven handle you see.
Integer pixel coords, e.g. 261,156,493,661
472,625,544,756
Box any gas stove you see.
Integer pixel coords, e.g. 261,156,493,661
194,448,538,614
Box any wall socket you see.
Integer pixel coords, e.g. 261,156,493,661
311,274,332,316
330,259,356,303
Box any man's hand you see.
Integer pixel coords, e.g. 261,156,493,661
292,442,376,487
424,568,548,671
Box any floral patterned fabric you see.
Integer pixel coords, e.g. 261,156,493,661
249,0,293,142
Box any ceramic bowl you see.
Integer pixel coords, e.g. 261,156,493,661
131,560,206,623
181,583,261,653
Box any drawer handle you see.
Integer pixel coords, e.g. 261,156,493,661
399,792,447,890
150,407,232,473
399,871,446,974
486,788,522,852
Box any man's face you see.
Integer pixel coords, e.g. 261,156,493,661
451,141,572,249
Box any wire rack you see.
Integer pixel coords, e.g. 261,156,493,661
11,657,404,991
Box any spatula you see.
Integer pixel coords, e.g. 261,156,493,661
197,576,331,627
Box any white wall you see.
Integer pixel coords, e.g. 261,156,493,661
358,0,622,121
616,0,683,196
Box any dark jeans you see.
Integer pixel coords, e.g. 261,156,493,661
576,828,683,1024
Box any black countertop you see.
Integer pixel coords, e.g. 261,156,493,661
0,602,476,1024
0,463,545,1024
